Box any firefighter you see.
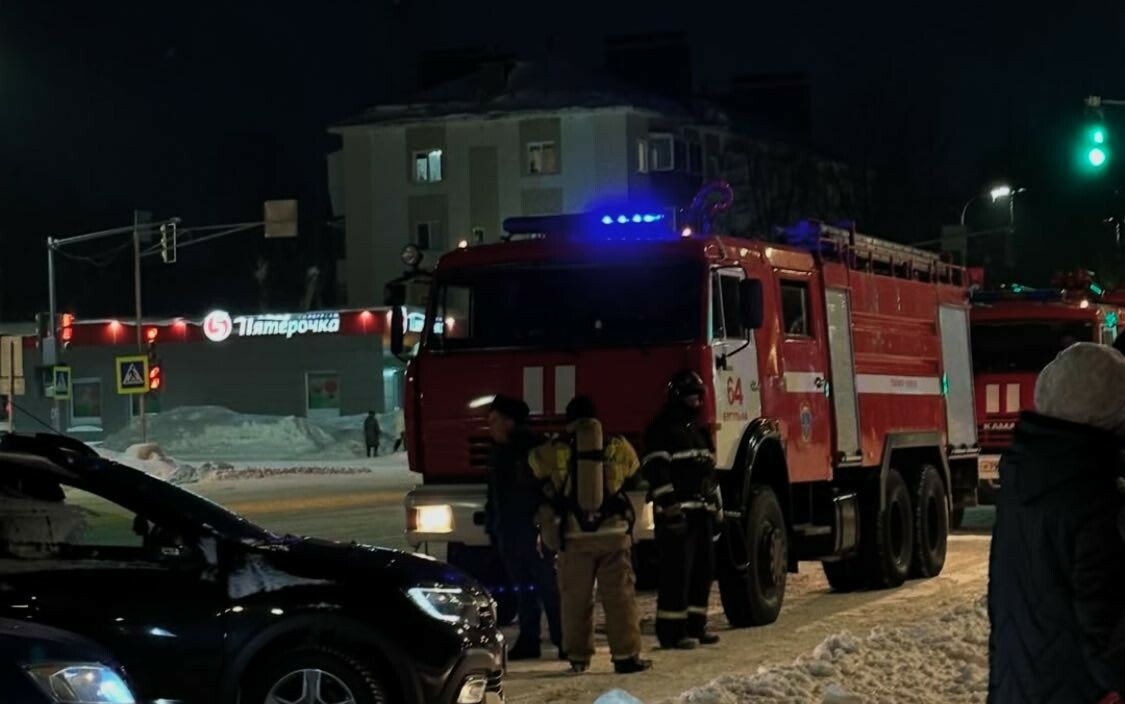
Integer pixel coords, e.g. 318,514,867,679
484,394,563,660
642,369,721,650
529,396,653,675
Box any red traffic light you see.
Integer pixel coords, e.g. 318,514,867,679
148,364,162,391
60,313,74,328
146,327,159,343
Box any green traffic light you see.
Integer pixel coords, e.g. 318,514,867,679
1094,129,1106,144
1089,146,1108,167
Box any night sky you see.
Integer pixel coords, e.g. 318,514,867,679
4,1,1125,321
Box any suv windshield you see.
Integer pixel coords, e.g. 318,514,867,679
426,260,704,350
972,321,1096,373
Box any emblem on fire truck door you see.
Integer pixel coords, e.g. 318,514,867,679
799,403,813,444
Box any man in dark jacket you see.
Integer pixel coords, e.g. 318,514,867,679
989,342,1125,703
485,394,562,660
363,411,380,457
641,369,721,650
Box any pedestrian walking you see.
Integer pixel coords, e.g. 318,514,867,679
989,342,1125,703
641,369,721,650
530,396,652,674
364,410,380,457
484,394,563,660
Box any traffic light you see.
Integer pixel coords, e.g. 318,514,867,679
58,313,74,348
145,328,161,392
1084,114,1109,169
160,222,177,264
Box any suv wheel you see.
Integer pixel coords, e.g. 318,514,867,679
243,648,388,704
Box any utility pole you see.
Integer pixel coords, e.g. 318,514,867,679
133,210,147,443
46,239,60,431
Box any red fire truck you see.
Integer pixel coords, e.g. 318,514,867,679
971,274,1124,506
385,186,979,627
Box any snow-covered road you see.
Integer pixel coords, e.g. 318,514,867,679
504,533,991,704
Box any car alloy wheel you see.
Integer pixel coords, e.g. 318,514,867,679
267,668,358,704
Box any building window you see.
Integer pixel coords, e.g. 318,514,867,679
648,134,675,172
413,149,443,183
706,154,721,179
71,378,103,427
780,280,811,337
688,143,703,175
471,227,485,245
637,139,649,173
527,141,558,175
416,221,440,250
306,371,341,420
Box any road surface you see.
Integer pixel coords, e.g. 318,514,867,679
182,472,993,702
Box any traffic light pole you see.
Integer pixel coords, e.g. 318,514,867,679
133,211,147,444
46,242,59,431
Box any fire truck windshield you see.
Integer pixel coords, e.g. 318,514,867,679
426,260,704,350
971,321,1096,373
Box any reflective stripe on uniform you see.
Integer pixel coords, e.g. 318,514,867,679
656,610,688,620
670,449,715,462
687,606,708,615
642,451,672,465
651,483,675,498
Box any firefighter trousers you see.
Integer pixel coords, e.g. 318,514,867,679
655,510,715,647
557,533,641,664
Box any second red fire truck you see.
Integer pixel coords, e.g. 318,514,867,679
385,184,980,627
971,273,1125,506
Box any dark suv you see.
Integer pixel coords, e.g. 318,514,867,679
0,433,504,704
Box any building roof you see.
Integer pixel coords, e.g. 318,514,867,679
331,61,727,130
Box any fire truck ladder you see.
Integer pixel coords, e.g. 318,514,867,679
782,220,967,286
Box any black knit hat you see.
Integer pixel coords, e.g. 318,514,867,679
565,396,597,422
489,395,530,424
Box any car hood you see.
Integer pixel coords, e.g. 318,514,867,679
242,537,485,596
0,618,117,664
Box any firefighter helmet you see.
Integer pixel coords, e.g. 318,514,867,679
667,369,705,402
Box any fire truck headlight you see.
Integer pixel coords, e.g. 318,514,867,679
409,505,454,534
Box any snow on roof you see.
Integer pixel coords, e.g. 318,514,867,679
332,61,728,130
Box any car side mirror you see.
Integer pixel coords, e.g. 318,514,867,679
739,278,764,331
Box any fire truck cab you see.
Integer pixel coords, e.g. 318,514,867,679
971,280,1124,505
386,187,979,627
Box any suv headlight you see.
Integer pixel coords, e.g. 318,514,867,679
25,663,136,704
408,587,481,626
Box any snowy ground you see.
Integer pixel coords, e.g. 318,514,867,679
505,532,992,704
101,405,404,462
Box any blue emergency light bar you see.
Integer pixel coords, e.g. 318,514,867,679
502,210,675,241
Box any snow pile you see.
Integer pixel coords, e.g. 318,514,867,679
670,597,989,704
99,444,401,484
101,406,404,461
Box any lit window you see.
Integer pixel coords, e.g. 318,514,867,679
649,134,674,171
471,227,485,245
414,149,443,183
527,142,558,175
637,139,649,173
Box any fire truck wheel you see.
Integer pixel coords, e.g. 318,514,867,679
717,485,787,627
909,465,949,579
950,507,965,530
864,467,914,589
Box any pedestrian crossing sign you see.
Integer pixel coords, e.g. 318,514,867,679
115,355,150,395
51,366,72,400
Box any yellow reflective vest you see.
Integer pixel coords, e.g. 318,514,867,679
529,431,640,537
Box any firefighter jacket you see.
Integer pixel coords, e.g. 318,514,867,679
529,429,640,539
641,408,718,512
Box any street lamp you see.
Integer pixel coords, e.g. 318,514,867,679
960,184,1026,227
